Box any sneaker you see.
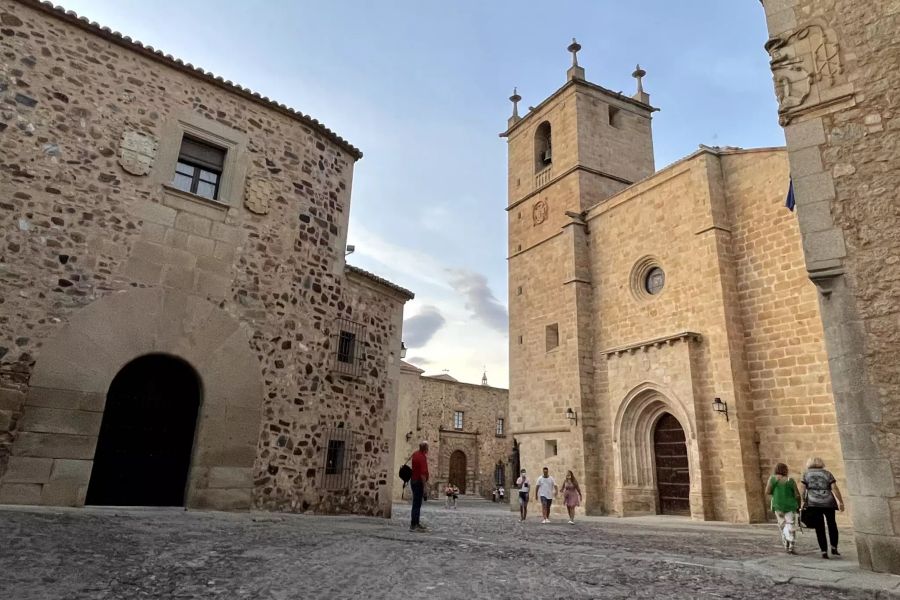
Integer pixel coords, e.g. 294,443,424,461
416,524,428,531
821,552,829,559
568,520,575,524
831,547,841,556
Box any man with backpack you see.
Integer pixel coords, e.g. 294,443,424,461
409,441,429,532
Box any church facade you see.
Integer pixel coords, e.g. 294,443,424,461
0,0,412,516
505,46,844,522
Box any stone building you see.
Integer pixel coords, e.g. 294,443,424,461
504,43,843,521
0,0,413,517
760,0,900,574
393,362,511,500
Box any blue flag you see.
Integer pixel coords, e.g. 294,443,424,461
785,177,796,212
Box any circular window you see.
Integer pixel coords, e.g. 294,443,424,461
645,267,665,295
630,257,666,300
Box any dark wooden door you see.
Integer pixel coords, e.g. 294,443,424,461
86,354,200,507
448,450,467,494
654,413,690,516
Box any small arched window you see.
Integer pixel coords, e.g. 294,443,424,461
534,121,552,172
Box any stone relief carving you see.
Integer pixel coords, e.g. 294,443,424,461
766,22,844,124
532,200,548,226
243,178,270,215
117,130,158,176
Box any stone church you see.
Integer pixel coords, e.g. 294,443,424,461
0,0,412,516
392,362,511,501
505,42,844,522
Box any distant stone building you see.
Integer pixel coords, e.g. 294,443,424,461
393,362,511,500
504,43,843,521
760,0,900,574
0,0,412,516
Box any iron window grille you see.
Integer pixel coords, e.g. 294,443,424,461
333,318,366,378
496,418,505,437
321,427,355,490
453,411,464,430
495,463,506,487
172,136,226,200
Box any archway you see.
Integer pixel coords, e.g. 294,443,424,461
612,382,704,518
653,413,690,516
449,450,467,494
86,354,201,506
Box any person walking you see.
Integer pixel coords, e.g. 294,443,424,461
409,441,429,532
562,470,582,524
800,457,845,558
535,466,558,524
515,468,530,521
765,462,801,554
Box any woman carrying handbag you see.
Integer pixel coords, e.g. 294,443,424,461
800,457,845,559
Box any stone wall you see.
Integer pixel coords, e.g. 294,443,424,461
393,364,510,500
761,0,900,573
0,0,410,516
506,60,844,526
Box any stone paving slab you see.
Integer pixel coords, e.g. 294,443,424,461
0,500,897,599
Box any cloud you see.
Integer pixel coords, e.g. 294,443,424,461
446,269,508,334
403,305,446,348
406,356,432,366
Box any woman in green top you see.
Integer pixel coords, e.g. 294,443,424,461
765,462,801,554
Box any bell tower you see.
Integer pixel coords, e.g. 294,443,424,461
503,41,657,514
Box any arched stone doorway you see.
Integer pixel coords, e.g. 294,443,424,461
0,288,264,510
612,383,706,519
86,354,201,507
449,450,467,494
653,413,690,516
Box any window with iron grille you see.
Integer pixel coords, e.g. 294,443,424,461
172,136,226,200
321,428,354,490
333,318,366,377
496,418,505,436
453,411,464,430
495,463,506,487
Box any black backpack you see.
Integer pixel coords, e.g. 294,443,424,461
398,463,412,484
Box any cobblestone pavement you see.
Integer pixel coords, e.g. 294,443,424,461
0,499,895,599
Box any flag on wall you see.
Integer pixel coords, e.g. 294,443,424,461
785,177,796,212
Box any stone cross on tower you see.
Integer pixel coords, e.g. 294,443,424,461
632,64,650,104
567,38,585,81
508,87,522,128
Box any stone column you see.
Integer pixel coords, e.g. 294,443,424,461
760,0,900,573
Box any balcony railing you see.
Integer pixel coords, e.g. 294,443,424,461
534,166,552,189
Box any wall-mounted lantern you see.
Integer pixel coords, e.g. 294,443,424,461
566,407,578,426
713,397,729,422
400,342,407,359
405,430,413,442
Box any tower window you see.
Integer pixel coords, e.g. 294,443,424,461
516,286,523,296
454,411,464,430
534,121,552,172
545,439,558,458
546,323,559,352
609,106,623,129
496,418,505,436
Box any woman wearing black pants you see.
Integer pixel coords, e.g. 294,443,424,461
801,457,845,559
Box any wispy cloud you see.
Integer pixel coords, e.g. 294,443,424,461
403,306,446,348
406,356,432,366
446,269,508,334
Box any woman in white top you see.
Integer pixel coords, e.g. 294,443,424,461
515,469,530,521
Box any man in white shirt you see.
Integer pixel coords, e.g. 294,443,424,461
515,469,530,521
534,466,558,523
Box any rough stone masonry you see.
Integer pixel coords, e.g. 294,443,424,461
0,0,413,516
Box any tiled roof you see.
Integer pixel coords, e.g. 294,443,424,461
20,0,363,160
345,265,414,300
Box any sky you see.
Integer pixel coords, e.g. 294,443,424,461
58,1,785,387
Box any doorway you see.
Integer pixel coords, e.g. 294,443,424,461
653,412,690,516
448,450,467,494
86,354,201,506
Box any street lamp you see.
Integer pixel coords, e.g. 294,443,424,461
566,407,578,426
713,397,729,422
